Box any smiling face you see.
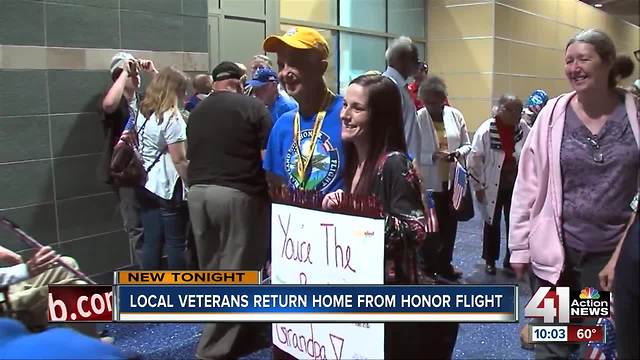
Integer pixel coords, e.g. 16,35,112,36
276,47,326,100
565,42,612,94
341,83,370,144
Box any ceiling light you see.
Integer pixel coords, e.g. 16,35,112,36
594,3,603,8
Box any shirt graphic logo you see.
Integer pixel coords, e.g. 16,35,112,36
285,130,339,191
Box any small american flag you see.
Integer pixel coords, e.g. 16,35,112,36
424,191,439,233
585,313,617,360
116,113,138,147
452,162,468,211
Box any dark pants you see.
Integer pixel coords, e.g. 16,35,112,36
432,184,459,273
273,323,459,360
614,216,639,359
534,246,613,359
117,186,144,266
482,184,513,265
137,184,187,270
188,184,269,360
386,322,458,359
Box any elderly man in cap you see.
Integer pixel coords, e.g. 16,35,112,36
248,67,298,126
262,26,344,194
186,61,272,360
99,52,157,267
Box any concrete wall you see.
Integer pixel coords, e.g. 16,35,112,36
0,0,209,275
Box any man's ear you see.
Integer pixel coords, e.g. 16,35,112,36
319,59,329,75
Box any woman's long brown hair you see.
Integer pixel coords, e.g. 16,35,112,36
344,74,407,195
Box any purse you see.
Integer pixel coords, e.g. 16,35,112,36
450,160,475,222
109,113,164,187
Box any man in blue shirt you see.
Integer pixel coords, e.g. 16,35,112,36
262,26,344,194
247,67,298,126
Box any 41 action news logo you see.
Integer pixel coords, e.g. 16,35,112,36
524,287,610,323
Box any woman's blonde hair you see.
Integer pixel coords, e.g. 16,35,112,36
140,66,189,122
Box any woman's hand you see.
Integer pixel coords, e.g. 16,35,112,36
322,190,344,210
138,59,158,74
598,259,616,291
511,262,529,281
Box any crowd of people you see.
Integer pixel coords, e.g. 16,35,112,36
1,25,638,360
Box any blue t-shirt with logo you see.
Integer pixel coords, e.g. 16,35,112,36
269,92,298,125
264,95,344,194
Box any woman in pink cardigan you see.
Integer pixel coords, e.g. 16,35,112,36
509,29,639,359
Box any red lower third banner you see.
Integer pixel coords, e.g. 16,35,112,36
48,285,113,322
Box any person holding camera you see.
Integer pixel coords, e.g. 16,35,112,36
99,52,157,267
416,76,471,281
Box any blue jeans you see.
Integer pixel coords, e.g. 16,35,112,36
138,187,187,270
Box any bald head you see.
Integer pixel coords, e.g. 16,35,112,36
192,74,213,95
495,94,523,127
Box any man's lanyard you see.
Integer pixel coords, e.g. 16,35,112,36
292,90,335,188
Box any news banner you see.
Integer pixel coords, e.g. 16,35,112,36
48,271,608,343
48,271,517,322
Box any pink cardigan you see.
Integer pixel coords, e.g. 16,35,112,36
509,91,640,285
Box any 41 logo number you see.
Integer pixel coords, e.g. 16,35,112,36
524,287,570,323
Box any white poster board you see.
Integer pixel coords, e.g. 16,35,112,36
271,203,385,360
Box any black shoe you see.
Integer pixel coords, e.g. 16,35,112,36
440,265,463,280
434,274,461,285
485,263,496,275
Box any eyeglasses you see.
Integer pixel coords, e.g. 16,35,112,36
586,135,604,163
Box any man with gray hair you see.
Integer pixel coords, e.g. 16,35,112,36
383,36,422,165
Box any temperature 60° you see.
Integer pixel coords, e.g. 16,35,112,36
576,328,596,339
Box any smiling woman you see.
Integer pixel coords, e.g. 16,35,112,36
322,74,459,359
509,28,640,359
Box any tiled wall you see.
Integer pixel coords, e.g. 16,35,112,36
427,0,640,131
427,0,496,130
0,0,209,276
493,0,639,106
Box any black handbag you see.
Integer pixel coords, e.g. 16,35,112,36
454,181,475,222
450,160,475,222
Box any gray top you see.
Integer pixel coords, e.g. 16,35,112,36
560,100,639,253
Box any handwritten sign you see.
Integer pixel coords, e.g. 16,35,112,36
271,203,385,359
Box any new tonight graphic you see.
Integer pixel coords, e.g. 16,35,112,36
115,285,518,322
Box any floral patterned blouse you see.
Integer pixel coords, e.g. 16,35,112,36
370,151,429,284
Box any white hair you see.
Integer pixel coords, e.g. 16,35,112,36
385,36,414,62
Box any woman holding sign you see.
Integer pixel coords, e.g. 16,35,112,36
323,74,458,359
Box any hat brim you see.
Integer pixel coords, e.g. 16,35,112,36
263,35,314,53
246,79,271,88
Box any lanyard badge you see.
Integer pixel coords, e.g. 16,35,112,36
292,91,335,189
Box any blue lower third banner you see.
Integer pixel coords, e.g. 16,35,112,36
115,285,517,322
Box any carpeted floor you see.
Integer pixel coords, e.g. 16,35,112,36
105,211,534,359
